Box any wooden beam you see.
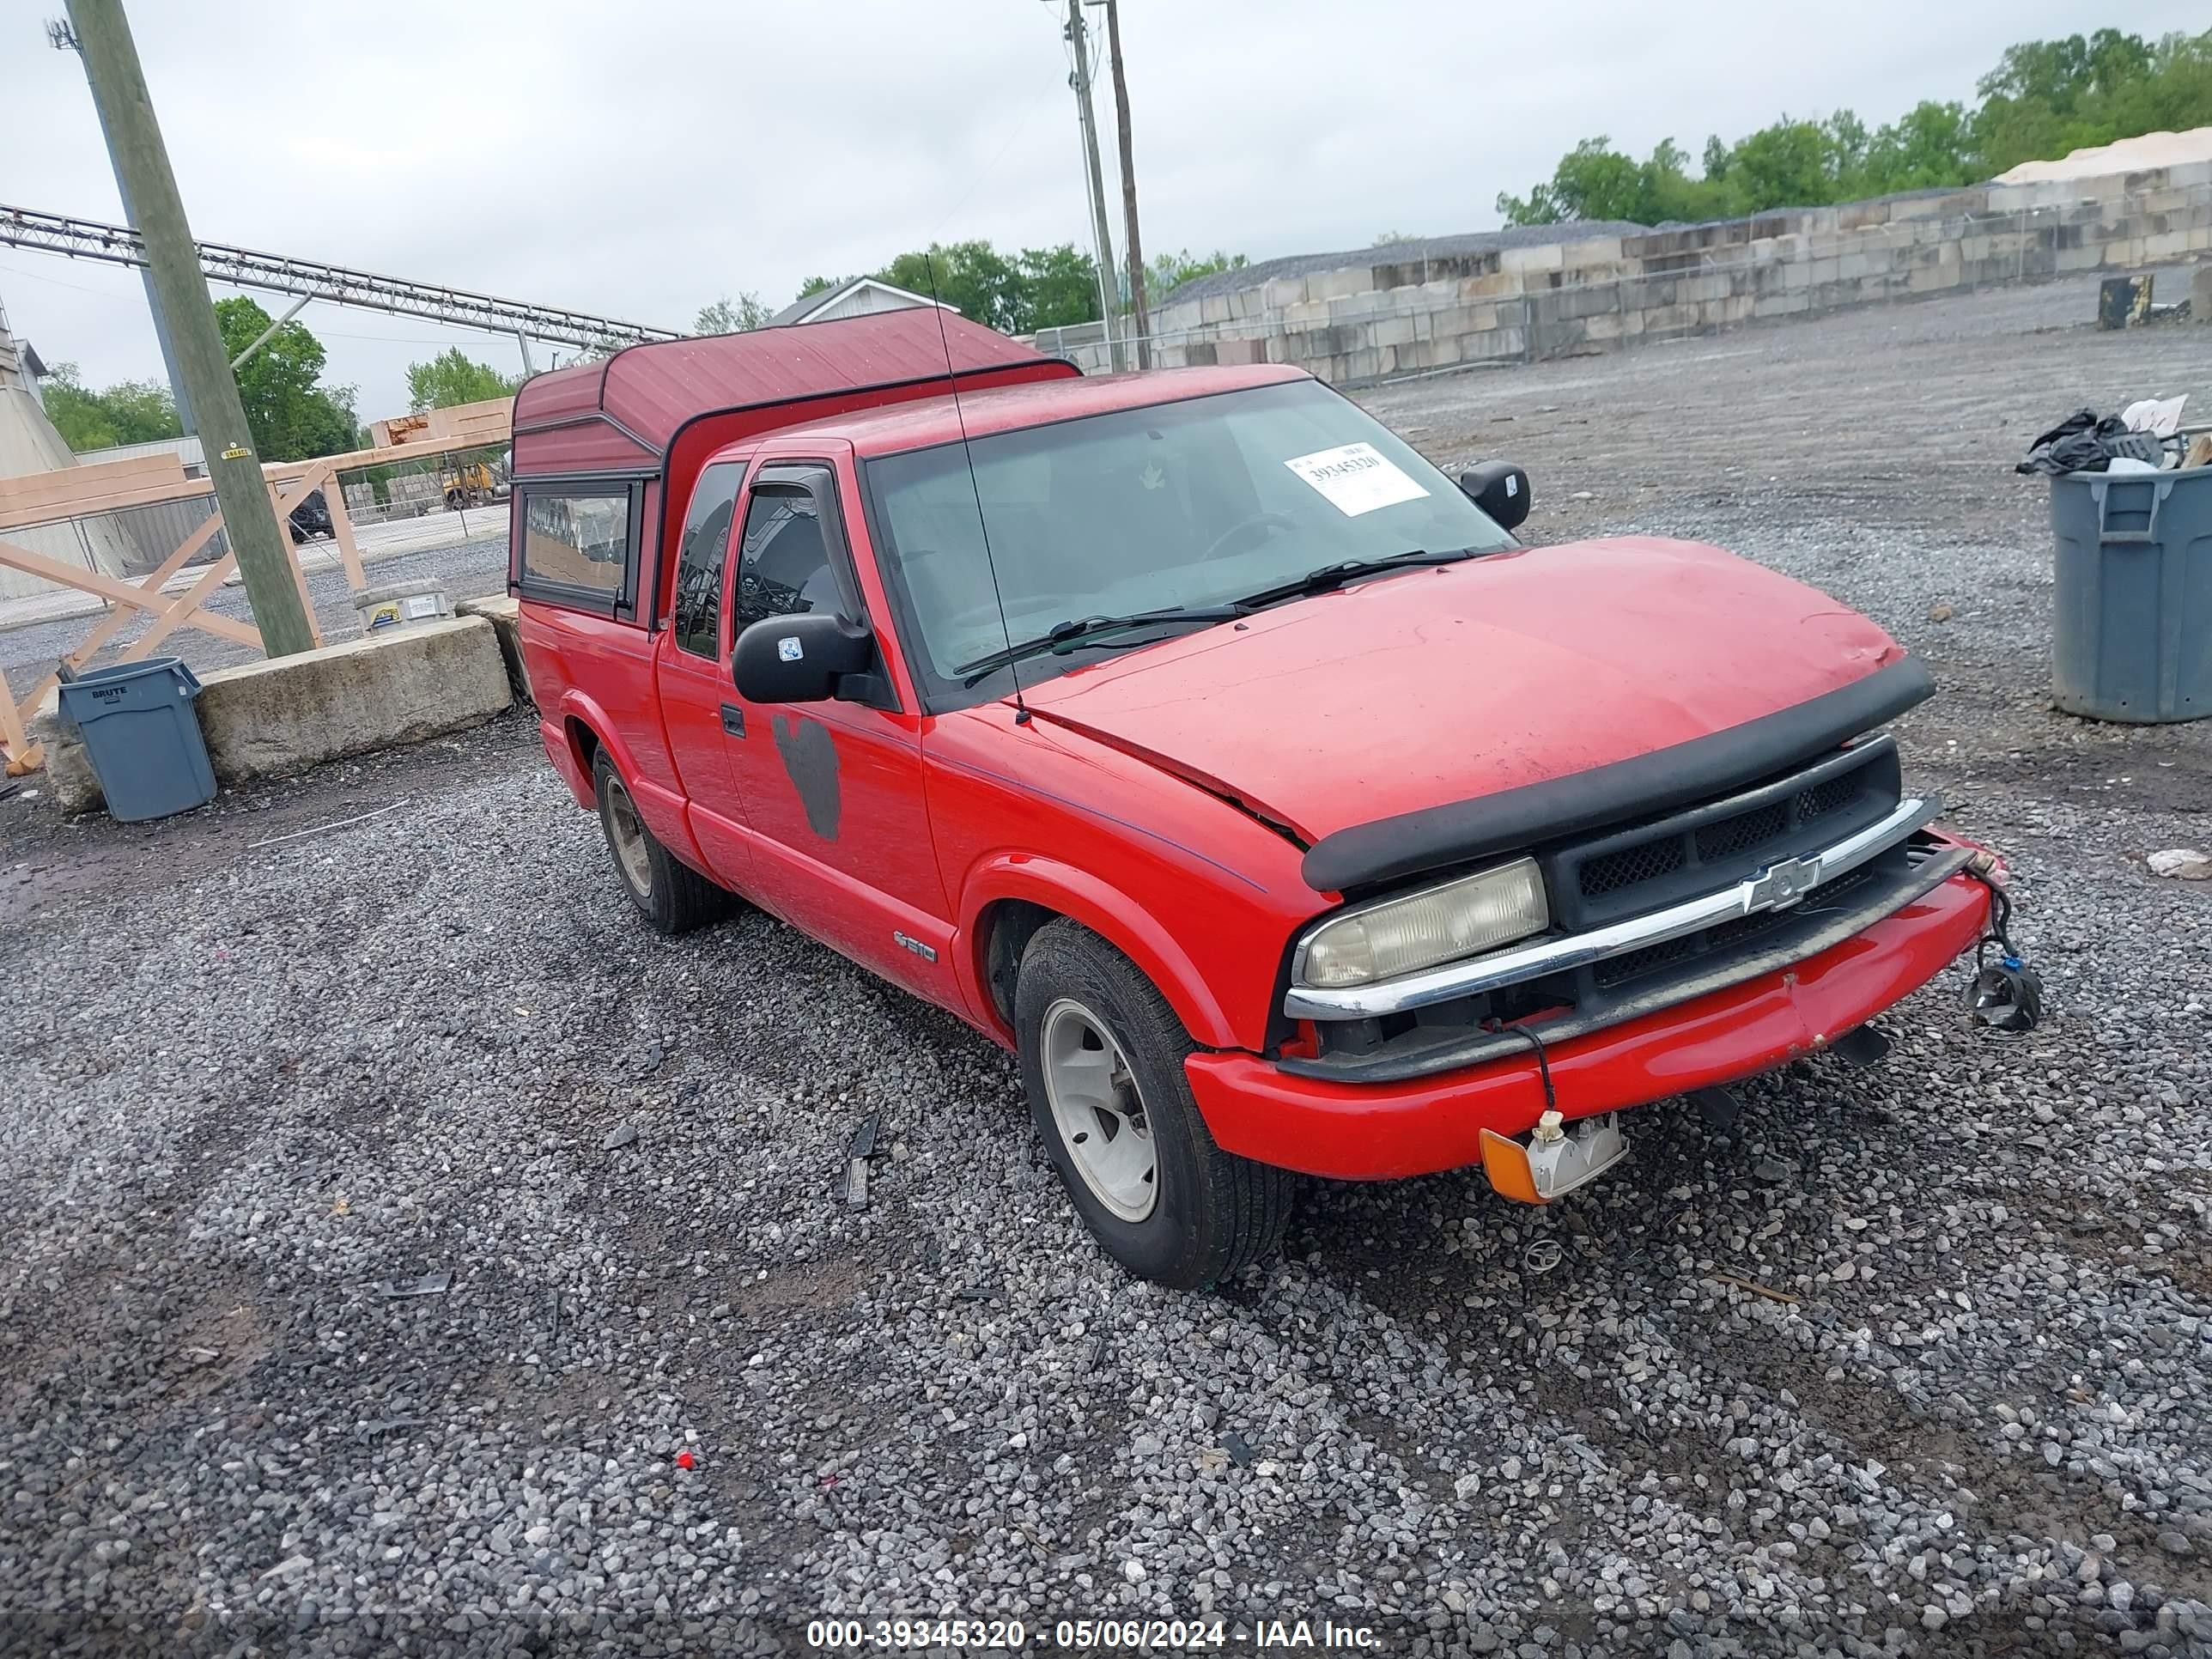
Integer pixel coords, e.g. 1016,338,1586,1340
0,535,258,643
116,550,240,663
0,450,187,504
0,475,216,532
0,409,515,531
62,509,227,671
0,675,32,775
323,465,365,590
267,481,324,648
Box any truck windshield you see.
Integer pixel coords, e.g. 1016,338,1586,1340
864,379,1515,705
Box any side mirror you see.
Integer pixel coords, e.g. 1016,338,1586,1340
1459,460,1531,532
732,611,874,703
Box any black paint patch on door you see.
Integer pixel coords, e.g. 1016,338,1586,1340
770,714,842,840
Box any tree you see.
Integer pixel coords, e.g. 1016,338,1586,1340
1497,136,1722,226
406,347,520,411
1146,248,1249,300
213,297,359,461
40,362,182,453
1497,27,2212,228
875,240,1026,331
1972,27,2210,173
1725,118,1840,210
1856,101,1975,194
1014,245,1103,331
787,240,1248,334
693,294,774,335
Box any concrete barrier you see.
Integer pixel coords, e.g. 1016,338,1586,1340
1036,166,2212,385
454,593,534,705
30,615,513,815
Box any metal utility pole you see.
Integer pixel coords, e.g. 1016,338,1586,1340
1098,0,1149,369
227,292,313,372
63,0,315,657
1061,0,1124,372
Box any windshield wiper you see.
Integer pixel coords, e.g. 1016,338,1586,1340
1230,547,1480,610
957,605,1245,686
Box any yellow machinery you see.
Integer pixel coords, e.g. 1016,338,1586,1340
439,458,501,510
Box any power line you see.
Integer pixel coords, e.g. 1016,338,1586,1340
0,202,682,352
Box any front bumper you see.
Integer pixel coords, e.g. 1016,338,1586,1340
1184,866,1990,1181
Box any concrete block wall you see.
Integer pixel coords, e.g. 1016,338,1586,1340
1038,165,2212,385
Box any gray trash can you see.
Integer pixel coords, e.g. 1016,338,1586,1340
57,658,218,821
2050,465,2212,723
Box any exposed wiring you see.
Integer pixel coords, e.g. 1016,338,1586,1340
0,257,132,299
1504,1021,1559,1115
1965,857,2018,969
927,99,1049,242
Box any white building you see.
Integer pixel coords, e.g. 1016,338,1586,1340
766,278,956,328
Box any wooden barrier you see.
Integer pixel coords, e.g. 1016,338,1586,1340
0,402,513,775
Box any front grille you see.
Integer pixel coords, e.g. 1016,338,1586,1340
1693,800,1788,864
1552,738,1902,931
1796,772,1863,823
1580,836,1686,896
1589,858,1887,991
1590,931,1702,989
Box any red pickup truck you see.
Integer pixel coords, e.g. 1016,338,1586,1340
508,310,2024,1289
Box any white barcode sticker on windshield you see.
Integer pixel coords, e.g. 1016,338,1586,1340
1283,442,1429,517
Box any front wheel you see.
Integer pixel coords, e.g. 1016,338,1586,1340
1016,920,1295,1289
592,749,732,935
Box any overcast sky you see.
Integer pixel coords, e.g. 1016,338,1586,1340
2,0,2200,422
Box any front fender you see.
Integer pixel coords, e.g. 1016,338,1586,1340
958,855,1241,1051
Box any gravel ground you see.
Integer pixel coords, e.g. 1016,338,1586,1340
3,274,2209,1658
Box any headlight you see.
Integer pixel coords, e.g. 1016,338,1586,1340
1295,858,1548,989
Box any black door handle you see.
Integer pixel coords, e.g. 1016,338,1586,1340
720,703,745,738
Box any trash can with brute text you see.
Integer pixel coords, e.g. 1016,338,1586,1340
56,657,218,821
2051,465,2212,723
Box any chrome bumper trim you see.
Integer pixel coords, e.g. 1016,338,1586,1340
1283,794,1943,1021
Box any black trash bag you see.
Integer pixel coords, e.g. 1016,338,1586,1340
2026,408,2102,451
2017,408,2140,476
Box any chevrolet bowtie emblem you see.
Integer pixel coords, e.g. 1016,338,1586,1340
1746,854,1822,911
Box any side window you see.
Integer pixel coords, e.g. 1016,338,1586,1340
672,462,744,657
734,475,844,631
519,488,634,602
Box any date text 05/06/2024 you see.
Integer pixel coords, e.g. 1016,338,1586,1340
804,1617,1382,1650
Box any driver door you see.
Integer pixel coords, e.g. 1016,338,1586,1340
717,459,958,1008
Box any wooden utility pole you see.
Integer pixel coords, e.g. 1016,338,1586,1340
64,0,316,658
1101,0,1149,369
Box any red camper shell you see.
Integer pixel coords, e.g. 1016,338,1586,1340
506,308,1078,628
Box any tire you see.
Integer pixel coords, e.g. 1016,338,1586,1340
592,749,732,936
1015,920,1295,1289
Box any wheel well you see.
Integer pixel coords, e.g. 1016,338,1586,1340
566,716,603,780
981,899,1056,1028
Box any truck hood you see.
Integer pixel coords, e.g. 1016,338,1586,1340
1017,537,1909,848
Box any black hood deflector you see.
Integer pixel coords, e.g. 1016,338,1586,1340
1300,657,1936,894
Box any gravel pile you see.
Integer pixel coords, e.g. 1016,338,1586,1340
3,275,2209,1656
